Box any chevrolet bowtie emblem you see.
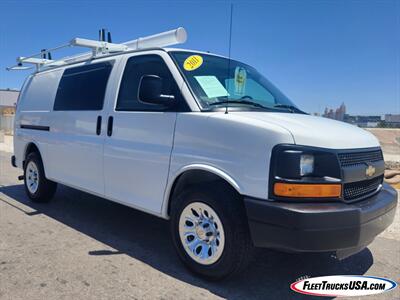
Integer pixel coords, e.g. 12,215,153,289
366,165,376,177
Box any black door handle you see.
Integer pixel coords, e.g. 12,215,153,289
96,116,102,135
107,116,113,137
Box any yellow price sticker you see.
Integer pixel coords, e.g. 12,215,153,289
183,55,203,71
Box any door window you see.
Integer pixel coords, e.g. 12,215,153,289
116,55,188,111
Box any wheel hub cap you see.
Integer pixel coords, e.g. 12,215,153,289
26,161,39,194
178,202,225,265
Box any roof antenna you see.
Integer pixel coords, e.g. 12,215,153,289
225,3,234,114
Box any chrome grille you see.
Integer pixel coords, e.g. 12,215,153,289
338,150,383,167
343,175,383,202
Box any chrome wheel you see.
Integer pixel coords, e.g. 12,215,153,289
26,161,39,194
178,202,225,265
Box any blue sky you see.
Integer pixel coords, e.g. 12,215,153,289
0,0,398,115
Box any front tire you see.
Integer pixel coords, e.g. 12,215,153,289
24,152,57,202
170,184,253,280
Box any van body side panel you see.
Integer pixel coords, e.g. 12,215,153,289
46,110,105,193
13,75,32,168
14,70,62,172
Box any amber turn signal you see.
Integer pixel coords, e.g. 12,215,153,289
274,183,341,198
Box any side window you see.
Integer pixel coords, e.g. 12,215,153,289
54,62,113,111
116,55,187,111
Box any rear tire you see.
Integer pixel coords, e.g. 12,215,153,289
24,152,57,202
170,183,253,280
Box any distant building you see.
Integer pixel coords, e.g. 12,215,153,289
0,89,19,134
335,103,346,121
343,115,382,128
385,114,400,122
322,102,387,127
384,114,400,127
323,102,346,121
0,89,18,114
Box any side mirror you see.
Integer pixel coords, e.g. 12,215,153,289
138,75,175,105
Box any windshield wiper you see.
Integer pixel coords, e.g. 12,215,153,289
209,100,268,109
273,104,299,113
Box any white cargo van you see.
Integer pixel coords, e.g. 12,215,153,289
10,28,397,280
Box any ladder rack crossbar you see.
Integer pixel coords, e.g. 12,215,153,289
6,27,187,72
18,43,71,62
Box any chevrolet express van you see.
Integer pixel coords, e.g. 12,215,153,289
10,28,397,280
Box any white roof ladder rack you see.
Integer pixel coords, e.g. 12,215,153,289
7,27,187,71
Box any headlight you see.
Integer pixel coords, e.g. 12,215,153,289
269,145,342,200
300,154,314,176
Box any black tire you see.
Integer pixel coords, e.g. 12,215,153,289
170,183,253,280
24,152,57,202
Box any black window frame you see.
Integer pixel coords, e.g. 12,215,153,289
115,54,189,112
53,61,114,111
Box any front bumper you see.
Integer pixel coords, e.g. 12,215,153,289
244,183,397,254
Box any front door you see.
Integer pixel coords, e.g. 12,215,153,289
103,53,187,214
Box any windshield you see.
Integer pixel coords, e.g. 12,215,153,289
170,51,301,112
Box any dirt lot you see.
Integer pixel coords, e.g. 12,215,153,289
367,128,400,164
0,150,399,300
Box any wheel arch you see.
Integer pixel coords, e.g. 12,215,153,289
22,142,49,176
23,142,41,165
162,164,242,218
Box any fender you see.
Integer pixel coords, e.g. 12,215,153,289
22,140,47,172
161,163,242,218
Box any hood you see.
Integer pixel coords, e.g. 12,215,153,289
229,112,380,149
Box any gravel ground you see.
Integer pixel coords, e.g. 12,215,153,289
0,151,399,300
